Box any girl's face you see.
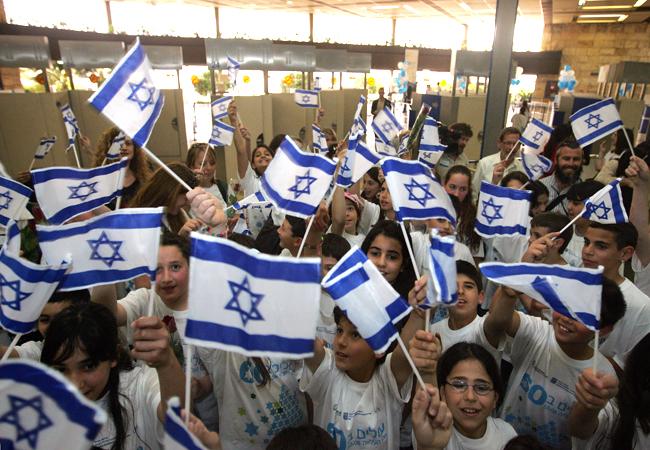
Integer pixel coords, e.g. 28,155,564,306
445,173,470,203
441,358,498,439
169,193,188,215
378,182,393,212
156,245,190,308
193,150,216,187
428,218,454,237
531,193,549,216
53,347,116,401
344,200,359,234
367,234,404,283
120,137,135,161
505,179,524,189
362,174,381,200
252,147,273,173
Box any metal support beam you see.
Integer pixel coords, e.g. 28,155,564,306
309,13,314,42
214,7,221,38
480,0,518,158
391,17,396,46
105,0,113,33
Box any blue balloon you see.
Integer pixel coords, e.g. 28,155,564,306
564,64,571,71
567,79,576,90
558,80,568,89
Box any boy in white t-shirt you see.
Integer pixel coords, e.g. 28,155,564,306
625,155,650,297
318,234,352,347
484,278,627,449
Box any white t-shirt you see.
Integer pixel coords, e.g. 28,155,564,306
444,417,517,450
196,347,307,450
316,291,337,347
599,278,650,368
358,201,381,235
93,365,163,450
573,400,650,450
430,315,501,363
632,252,650,298
472,153,523,199
500,313,614,450
342,230,367,248
15,340,43,360
300,349,412,450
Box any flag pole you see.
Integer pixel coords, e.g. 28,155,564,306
296,215,316,258
69,143,82,168
199,146,209,174
399,221,431,331
396,335,427,391
592,329,600,375
115,159,127,210
504,141,522,162
518,181,530,190
184,344,193,425
28,158,36,171
2,334,21,361
146,231,162,317
142,147,193,191
621,129,637,157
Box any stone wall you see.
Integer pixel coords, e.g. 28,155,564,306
533,22,650,99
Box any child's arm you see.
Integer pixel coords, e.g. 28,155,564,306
183,410,222,450
330,186,346,235
412,384,453,450
569,368,618,440
91,284,127,327
304,338,327,374
227,101,251,180
483,286,520,345
626,155,650,266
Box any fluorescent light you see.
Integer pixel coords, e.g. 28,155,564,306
403,4,418,13
578,0,586,5
577,13,626,17
370,4,400,10
618,14,628,20
286,0,293,4
582,5,632,9
634,0,647,7
458,1,472,12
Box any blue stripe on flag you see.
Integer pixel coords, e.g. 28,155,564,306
530,276,575,321
90,44,146,112
364,321,399,353
46,191,124,225
531,118,553,133
326,266,370,300
280,139,337,174
32,159,127,183
608,189,627,223
0,177,33,198
381,158,427,176
37,211,163,241
385,297,410,321
475,222,529,237
569,98,616,121
0,251,68,284
430,259,450,306
396,206,456,223
575,120,623,147
59,266,155,290
356,142,381,165
260,176,319,217
480,263,602,285
133,95,164,147
575,312,599,329
327,248,367,281
480,181,532,201
165,416,205,450
519,136,540,149
0,314,39,334
420,144,446,152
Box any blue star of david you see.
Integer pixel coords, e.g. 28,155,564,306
211,127,222,139
0,191,13,210
585,113,604,130
0,274,30,312
481,197,504,224
341,156,351,173
532,131,544,142
530,163,546,173
217,103,227,113
0,395,53,448
127,78,155,111
87,231,125,267
381,123,394,134
288,170,317,199
586,200,611,220
302,94,311,104
67,181,99,202
225,276,264,326
404,178,435,207
421,152,432,160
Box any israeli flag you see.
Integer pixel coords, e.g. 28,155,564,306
571,98,624,147
36,207,163,291
418,117,446,168
260,137,337,218
32,158,128,225
0,247,69,334
0,360,107,450
34,137,56,160
353,95,366,121
521,147,552,181
312,124,328,154
425,229,458,309
211,95,232,120
0,177,33,227
185,235,321,358
519,118,553,152
106,131,125,159
348,117,367,152
380,157,457,224
321,246,412,354
209,120,235,147
637,105,649,144
475,181,532,238
480,262,604,331
232,191,269,211
336,140,381,188
581,178,628,224
227,55,240,88
59,104,79,147
294,89,319,108
88,38,164,149
372,108,403,145
231,217,252,236
375,141,398,157
3,220,22,254
164,397,207,450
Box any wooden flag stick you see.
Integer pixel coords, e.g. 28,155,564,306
2,334,21,361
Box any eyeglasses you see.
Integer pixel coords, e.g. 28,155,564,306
444,379,494,396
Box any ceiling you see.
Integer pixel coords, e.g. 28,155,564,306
553,0,649,24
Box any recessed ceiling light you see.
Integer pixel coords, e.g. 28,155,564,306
633,0,647,7
577,13,625,18
287,0,293,4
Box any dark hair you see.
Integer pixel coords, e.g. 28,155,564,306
251,144,275,176
444,166,481,253
542,123,573,161
160,232,191,262
500,171,528,188
499,127,521,141
333,306,392,365
321,233,351,261
449,122,473,138
268,135,286,153
41,303,133,450
531,212,573,253
437,342,504,408
266,424,337,450
48,289,90,304
556,138,581,155
361,220,416,299
504,435,550,450
456,260,482,291
587,222,638,250
362,167,382,204
610,333,650,449
286,215,307,239
600,277,626,329
529,180,549,213
228,232,256,248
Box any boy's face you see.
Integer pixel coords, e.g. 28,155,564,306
529,226,551,245
567,199,584,220
582,227,632,274
552,312,594,346
321,255,338,280
277,219,296,251
38,300,73,337
333,316,379,380
450,274,483,322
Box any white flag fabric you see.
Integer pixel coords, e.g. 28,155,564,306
211,95,232,120
519,118,553,152
34,137,56,160
88,38,164,148
37,207,163,291
294,89,319,108
570,98,624,148
425,229,458,309
418,117,446,168
380,157,456,224
231,217,252,236
372,108,403,145
353,95,366,122
209,120,235,147
0,177,33,227
312,124,328,154
227,55,240,89
348,117,367,152
59,104,79,147
336,140,381,188
375,141,398,157
475,181,532,238
260,137,337,218
164,397,207,450
637,105,649,145
321,246,412,354
31,158,128,225
231,191,270,211
521,147,552,181
580,178,628,224
0,246,69,334
106,131,125,159
480,262,604,331
0,360,107,450
185,235,321,358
